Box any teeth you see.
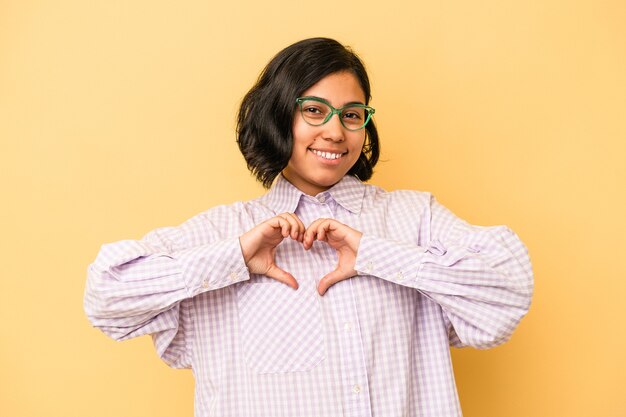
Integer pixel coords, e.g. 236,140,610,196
311,149,342,160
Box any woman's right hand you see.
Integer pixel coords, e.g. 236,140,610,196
238,213,305,289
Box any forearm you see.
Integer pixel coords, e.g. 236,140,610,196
84,236,249,340
354,226,533,348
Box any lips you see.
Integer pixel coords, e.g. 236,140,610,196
309,148,345,160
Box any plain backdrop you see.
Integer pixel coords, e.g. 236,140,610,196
1,1,624,416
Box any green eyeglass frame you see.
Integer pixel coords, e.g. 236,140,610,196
295,96,375,131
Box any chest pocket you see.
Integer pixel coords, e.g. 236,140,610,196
235,277,326,374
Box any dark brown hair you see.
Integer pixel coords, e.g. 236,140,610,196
236,37,380,188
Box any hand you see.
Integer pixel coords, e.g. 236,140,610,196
303,218,363,295
239,213,305,289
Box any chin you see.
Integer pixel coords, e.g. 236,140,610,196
313,173,344,187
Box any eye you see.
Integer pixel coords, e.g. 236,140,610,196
342,109,364,120
303,106,324,115
300,102,329,120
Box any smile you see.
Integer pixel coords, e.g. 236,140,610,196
309,149,345,160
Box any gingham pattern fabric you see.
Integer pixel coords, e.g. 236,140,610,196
84,174,533,417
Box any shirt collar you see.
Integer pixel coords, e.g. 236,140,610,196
261,174,366,215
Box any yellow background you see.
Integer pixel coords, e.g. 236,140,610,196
1,0,624,416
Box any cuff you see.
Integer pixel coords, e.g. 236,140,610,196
179,237,250,296
354,234,428,287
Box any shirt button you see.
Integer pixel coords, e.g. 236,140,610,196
343,322,352,332
229,272,238,280
352,384,361,394
366,262,374,273
201,279,209,288
318,194,326,203
396,271,405,281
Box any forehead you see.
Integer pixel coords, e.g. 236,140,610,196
301,71,366,105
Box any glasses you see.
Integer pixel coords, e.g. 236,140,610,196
295,96,375,131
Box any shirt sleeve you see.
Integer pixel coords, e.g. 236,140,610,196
83,213,250,367
354,194,534,349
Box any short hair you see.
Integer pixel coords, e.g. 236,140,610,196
236,37,380,189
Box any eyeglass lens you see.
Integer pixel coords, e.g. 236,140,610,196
299,100,369,130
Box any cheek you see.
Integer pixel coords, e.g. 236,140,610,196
291,117,311,143
351,133,367,153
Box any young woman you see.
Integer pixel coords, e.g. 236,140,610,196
84,37,533,417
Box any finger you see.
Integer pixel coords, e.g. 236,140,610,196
317,268,346,296
304,218,329,249
277,216,291,238
313,218,335,243
280,213,303,241
316,219,332,241
264,216,287,236
278,213,302,240
242,219,283,258
266,265,299,289
291,213,306,242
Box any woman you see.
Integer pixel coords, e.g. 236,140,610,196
84,37,533,417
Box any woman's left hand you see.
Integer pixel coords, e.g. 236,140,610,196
303,218,363,295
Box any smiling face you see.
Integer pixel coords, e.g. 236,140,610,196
282,71,367,196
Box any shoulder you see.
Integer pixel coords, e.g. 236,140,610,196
361,182,434,213
144,199,269,251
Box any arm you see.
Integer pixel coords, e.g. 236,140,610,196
83,214,250,366
84,208,306,360
354,194,534,349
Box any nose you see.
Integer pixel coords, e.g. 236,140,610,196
320,113,345,142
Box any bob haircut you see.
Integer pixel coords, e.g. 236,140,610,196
237,37,380,189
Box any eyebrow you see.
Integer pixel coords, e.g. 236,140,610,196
304,96,366,107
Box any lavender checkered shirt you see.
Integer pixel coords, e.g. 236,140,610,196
84,174,533,417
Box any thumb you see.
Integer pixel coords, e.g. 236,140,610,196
317,269,348,296
266,265,299,290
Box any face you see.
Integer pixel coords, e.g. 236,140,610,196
282,71,367,196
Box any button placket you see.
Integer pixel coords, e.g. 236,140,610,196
330,281,372,412
301,193,373,416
